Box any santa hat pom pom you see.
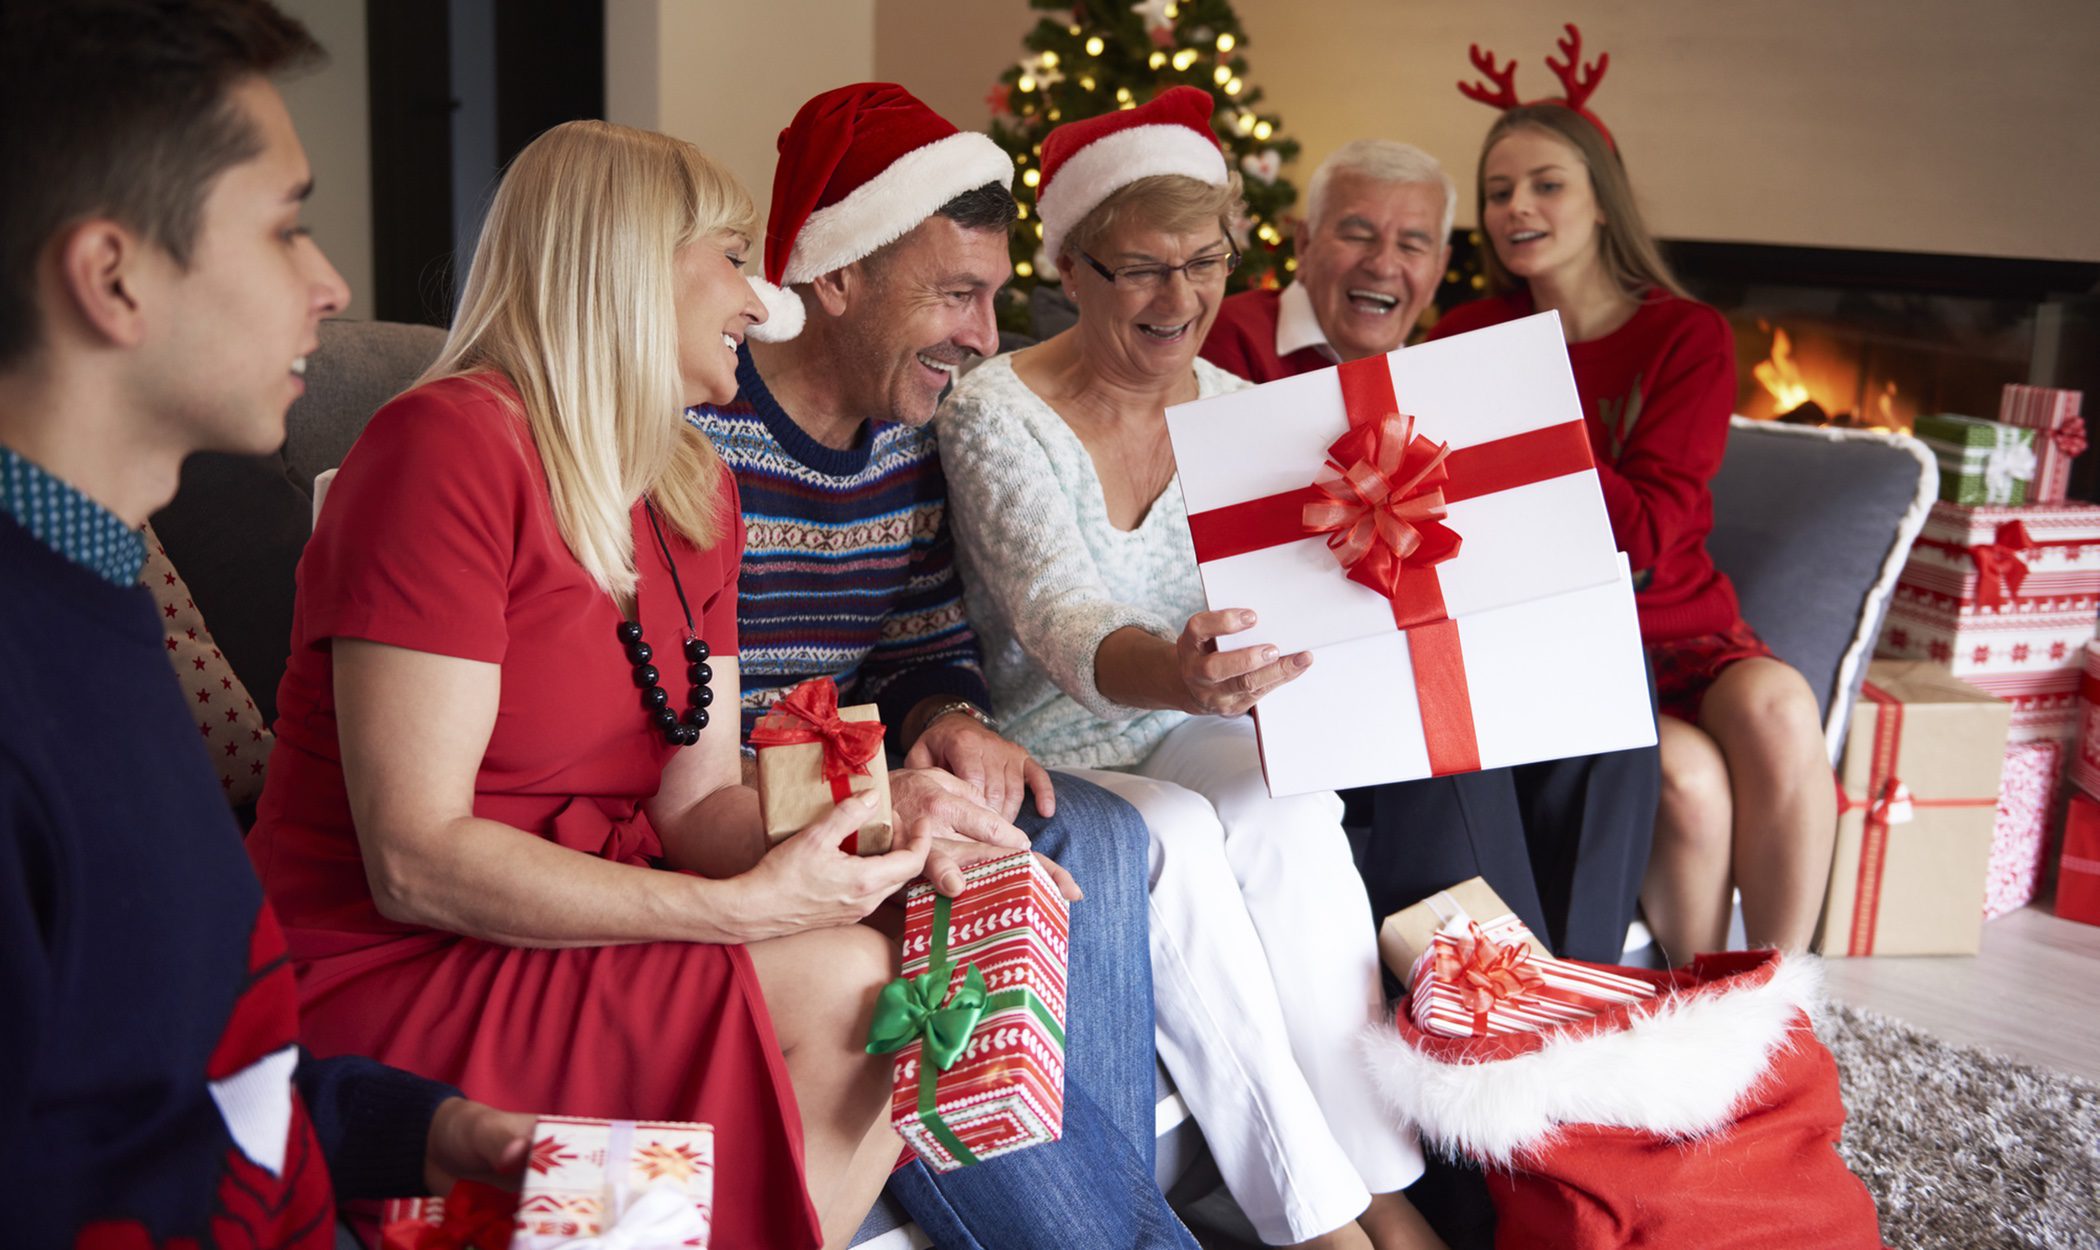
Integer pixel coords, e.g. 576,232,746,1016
745,276,805,343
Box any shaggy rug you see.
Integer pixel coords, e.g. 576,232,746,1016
1821,1002,2100,1250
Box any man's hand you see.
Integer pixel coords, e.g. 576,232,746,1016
891,767,1077,900
904,708,1056,821
423,1097,537,1194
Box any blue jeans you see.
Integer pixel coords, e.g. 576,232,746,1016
886,772,1194,1249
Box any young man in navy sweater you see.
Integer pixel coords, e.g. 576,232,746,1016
0,2,534,1242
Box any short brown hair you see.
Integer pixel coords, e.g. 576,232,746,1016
1475,104,1687,302
1062,173,1248,262
0,0,322,366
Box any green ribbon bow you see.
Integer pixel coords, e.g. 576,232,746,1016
866,959,988,1072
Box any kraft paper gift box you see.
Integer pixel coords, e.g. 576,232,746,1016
2057,791,2100,926
1378,876,1547,989
872,851,1068,1171
1165,311,1655,796
1986,738,2063,920
750,676,893,854
1913,412,2037,506
1997,384,2086,504
512,1117,714,1249
1877,500,2100,743
1815,661,2011,956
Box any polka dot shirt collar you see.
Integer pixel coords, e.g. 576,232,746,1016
0,444,147,586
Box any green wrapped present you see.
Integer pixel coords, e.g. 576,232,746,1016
1914,413,2036,506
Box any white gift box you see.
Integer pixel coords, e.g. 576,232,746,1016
1167,312,1656,795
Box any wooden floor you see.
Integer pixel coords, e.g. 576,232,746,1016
1819,901,2100,1081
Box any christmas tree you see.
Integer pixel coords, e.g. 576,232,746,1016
987,0,1302,330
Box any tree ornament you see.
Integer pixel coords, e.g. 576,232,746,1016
1131,0,1174,34
1240,149,1281,184
987,82,1013,116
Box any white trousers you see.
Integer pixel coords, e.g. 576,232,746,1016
1071,715,1423,1244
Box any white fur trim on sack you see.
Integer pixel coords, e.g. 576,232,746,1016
1361,955,1825,1167
745,275,806,343
1036,124,1229,264
781,131,1014,286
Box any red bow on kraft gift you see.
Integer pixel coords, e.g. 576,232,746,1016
749,677,886,802
1302,411,1461,601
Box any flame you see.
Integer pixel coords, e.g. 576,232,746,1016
1753,327,1813,414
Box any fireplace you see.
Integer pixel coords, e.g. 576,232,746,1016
1668,242,2100,498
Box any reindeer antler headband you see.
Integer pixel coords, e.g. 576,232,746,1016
1458,23,1614,151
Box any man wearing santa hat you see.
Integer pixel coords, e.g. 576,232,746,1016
688,83,1193,1249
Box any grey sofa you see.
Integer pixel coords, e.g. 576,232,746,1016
154,318,1934,1247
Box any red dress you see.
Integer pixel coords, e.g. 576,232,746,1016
247,375,821,1248
1428,291,1772,720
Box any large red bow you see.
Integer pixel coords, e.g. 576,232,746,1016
748,676,886,798
1301,411,1462,602
1431,921,1546,1026
1967,520,2034,610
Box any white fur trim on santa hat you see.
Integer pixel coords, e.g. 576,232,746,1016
745,275,805,343
1362,954,1826,1167
781,131,1014,286
1036,123,1229,264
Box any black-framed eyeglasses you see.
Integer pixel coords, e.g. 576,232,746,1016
1077,246,1241,291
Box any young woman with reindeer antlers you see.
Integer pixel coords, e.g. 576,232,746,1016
1429,25,1836,966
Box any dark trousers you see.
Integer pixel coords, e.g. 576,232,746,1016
1352,744,1660,1250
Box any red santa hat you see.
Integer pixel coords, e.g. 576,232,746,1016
1034,85,1228,266
747,82,1014,342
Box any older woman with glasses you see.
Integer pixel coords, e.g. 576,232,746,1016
937,91,1444,1250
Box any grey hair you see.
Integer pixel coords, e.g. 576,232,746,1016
1304,139,1457,243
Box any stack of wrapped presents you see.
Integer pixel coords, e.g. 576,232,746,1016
1837,383,2098,948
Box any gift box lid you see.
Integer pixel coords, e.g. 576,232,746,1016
1918,499,2100,547
1166,311,1624,657
1913,412,2035,451
1842,661,2011,802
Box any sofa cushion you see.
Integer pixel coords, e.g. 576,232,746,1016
141,524,274,805
1706,419,1936,760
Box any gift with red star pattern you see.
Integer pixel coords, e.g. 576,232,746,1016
140,524,273,803
511,1116,714,1248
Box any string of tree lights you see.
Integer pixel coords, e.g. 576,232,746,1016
986,0,1303,328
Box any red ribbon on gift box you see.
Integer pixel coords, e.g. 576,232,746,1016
1913,518,2095,611
1835,682,1998,956
749,676,885,802
380,1181,516,1250
1186,356,1594,777
1418,919,1643,1035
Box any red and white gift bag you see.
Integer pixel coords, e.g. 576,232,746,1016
2059,791,2100,926
1987,738,2063,919
1368,951,1886,1250
1998,384,2085,504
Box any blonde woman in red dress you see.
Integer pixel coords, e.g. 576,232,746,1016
247,121,928,1250
1431,74,1835,962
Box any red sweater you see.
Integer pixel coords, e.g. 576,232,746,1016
1199,288,1334,383
1430,291,1744,641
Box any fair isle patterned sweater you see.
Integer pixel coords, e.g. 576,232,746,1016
687,348,991,747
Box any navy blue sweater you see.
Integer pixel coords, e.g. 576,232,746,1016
0,511,455,1246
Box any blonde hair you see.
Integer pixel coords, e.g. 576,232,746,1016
418,119,760,602
1476,105,1687,302
1062,172,1248,261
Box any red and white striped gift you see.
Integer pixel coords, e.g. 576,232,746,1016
1998,384,2085,503
2073,640,2100,798
1407,914,1655,1039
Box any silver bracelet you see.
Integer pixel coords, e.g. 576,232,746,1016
919,698,1000,735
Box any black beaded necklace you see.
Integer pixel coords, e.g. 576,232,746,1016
617,500,713,747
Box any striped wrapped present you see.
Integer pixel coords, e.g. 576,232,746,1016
1407,913,1654,1039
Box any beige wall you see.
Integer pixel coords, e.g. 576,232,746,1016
606,0,877,213
276,0,373,317
873,0,2100,263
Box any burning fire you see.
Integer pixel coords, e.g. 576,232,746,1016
1747,321,1908,432
1753,326,1812,415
